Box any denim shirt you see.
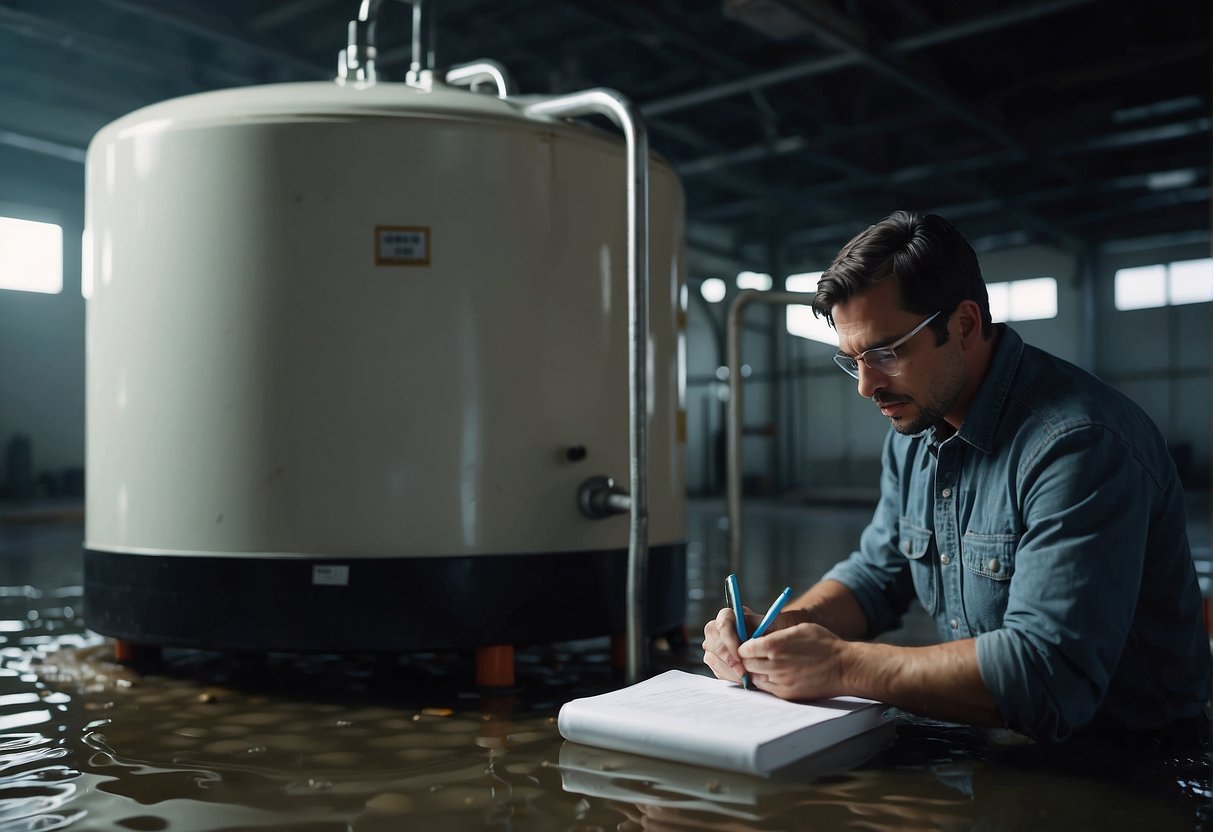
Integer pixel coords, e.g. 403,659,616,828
822,324,1212,743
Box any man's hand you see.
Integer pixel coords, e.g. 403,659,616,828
702,607,808,685
737,621,847,701
701,606,750,684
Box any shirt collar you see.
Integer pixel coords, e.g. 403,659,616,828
930,323,1023,454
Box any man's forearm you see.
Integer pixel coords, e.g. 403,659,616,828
788,580,1003,725
785,579,870,640
843,638,1004,726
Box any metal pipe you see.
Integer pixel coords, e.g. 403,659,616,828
525,89,650,684
444,60,518,99
340,0,385,83
409,0,423,78
339,0,430,86
726,290,814,574
606,493,633,514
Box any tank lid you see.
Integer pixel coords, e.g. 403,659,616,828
95,80,552,141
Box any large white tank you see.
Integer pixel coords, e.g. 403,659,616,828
83,80,686,655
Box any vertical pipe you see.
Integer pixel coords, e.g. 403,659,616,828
410,0,424,76
726,292,753,574
767,233,785,495
726,290,815,574
525,90,650,683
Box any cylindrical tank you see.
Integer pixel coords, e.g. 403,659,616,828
83,80,686,652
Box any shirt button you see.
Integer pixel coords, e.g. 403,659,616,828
941,487,952,498
950,618,959,630
939,554,951,565
988,558,1000,573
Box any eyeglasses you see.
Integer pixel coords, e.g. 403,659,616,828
833,311,941,379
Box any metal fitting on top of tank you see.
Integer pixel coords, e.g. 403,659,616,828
336,0,433,87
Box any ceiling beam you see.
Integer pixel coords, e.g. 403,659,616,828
0,6,253,89
642,0,1100,117
249,0,335,32
0,130,85,164
691,115,1211,225
90,0,330,79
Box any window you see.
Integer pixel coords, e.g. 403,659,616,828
784,271,838,346
736,271,772,291
1169,259,1213,305
1114,258,1213,310
986,277,1057,322
0,216,63,294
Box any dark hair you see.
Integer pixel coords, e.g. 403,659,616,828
812,211,992,343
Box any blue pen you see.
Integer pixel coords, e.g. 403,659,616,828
750,586,792,638
725,576,792,691
724,573,752,689
725,573,747,640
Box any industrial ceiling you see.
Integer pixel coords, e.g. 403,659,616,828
0,0,1208,274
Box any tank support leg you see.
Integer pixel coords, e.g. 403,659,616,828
113,639,161,665
475,645,515,688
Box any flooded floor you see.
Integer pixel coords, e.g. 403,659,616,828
0,498,1210,831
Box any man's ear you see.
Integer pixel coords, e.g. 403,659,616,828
955,300,982,346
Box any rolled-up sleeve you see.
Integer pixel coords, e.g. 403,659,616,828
975,423,1151,743
821,431,917,637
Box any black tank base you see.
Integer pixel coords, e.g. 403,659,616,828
84,544,687,665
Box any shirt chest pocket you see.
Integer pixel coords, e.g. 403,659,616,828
960,532,1018,631
898,518,938,616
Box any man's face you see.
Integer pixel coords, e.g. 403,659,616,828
832,278,967,435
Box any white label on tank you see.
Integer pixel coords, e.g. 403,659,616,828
376,225,430,266
312,565,350,586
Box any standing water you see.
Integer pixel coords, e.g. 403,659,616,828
1,502,1210,831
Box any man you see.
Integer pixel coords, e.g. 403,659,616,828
702,211,1212,744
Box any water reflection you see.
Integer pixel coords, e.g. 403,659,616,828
27,645,600,830
0,503,1209,830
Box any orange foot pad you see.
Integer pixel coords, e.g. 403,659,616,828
475,645,515,688
112,640,162,665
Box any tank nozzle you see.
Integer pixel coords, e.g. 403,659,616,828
578,476,631,519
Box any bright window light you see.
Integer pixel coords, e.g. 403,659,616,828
786,305,838,346
986,277,1056,322
0,216,63,294
700,277,727,303
785,271,822,293
783,271,837,346
1115,259,1213,310
986,283,1009,322
1115,265,1167,310
736,271,772,291
1168,258,1213,305
1008,277,1057,321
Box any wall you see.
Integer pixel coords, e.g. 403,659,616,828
685,238,1212,495
0,147,86,497
1098,240,1212,486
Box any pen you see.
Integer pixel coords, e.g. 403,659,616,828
724,575,792,691
725,573,747,641
724,573,753,690
750,586,792,638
